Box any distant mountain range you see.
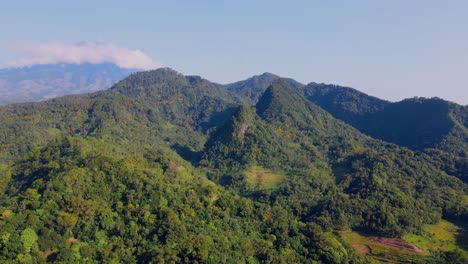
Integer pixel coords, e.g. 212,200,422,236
0,63,136,105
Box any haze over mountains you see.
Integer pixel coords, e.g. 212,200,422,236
0,68,466,262
0,63,137,105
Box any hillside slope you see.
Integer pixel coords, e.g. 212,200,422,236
0,68,240,165
303,84,468,157
203,81,467,238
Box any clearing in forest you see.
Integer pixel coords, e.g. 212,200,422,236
244,166,285,190
403,220,468,254
339,230,427,263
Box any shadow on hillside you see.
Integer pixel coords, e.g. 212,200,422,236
198,106,238,131
454,220,468,251
171,143,201,165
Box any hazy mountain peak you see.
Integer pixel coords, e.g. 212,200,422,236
0,63,136,105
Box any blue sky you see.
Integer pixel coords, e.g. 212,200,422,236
1,0,467,104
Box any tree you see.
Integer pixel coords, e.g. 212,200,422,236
20,228,38,254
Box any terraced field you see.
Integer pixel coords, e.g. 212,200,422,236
339,231,427,263
339,220,468,263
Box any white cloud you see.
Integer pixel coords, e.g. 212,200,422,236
5,41,161,70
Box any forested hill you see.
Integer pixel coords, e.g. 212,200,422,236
0,69,466,263
300,83,390,124
203,81,467,233
302,84,468,157
225,72,304,105
0,68,239,165
225,74,468,157
108,68,242,131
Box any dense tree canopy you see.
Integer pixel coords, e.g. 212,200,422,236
0,69,466,263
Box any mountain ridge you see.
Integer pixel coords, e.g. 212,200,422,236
226,73,467,156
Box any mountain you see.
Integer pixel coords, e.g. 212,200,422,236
224,74,468,157
204,80,466,245
0,68,240,166
0,69,466,263
303,84,468,157
301,83,390,124
225,72,304,104
203,80,364,174
110,68,241,131
0,63,136,105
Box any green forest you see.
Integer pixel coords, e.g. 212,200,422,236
0,69,467,263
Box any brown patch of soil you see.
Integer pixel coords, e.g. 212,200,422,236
40,248,55,259
370,237,423,253
352,243,371,255
169,161,183,172
68,237,79,244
